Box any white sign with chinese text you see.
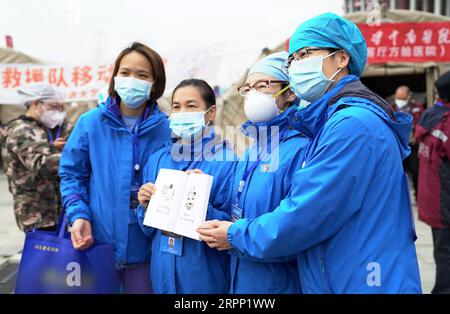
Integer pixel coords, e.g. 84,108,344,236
0,63,113,104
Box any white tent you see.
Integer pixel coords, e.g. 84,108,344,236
0,48,42,123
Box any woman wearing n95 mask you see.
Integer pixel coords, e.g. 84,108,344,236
200,52,310,294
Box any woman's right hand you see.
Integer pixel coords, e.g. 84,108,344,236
138,182,157,208
71,218,94,250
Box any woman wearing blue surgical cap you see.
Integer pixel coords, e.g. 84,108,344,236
136,79,237,293
201,52,309,293
199,13,422,294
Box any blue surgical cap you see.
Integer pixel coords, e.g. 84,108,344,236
248,51,289,81
289,12,367,77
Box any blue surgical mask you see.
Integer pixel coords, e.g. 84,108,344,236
169,108,211,140
288,51,342,103
114,76,153,109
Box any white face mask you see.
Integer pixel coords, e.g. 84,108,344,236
243,85,291,123
40,109,66,129
395,98,409,109
244,90,280,123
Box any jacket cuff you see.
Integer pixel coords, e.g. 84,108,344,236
227,218,251,250
66,199,91,226
69,213,91,226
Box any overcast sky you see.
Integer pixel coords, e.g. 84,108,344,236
0,0,344,86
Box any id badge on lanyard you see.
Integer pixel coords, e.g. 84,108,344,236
161,232,183,256
231,180,245,222
231,203,244,222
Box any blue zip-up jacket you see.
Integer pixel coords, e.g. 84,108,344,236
227,75,422,293
59,96,171,266
137,128,237,293
229,105,309,293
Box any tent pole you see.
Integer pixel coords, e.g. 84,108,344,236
390,0,397,10
435,0,442,15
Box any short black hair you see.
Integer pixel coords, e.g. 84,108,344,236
171,79,216,109
436,70,450,102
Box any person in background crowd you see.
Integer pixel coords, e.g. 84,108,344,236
0,83,68,232
415,71,450,294
392,85,425,200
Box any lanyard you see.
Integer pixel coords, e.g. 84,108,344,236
130,106,152,188
129,108,151,216
47,126,62,144
235,128,287,205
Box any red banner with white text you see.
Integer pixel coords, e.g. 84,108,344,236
357,22,450,63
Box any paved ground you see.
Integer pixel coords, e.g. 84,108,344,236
0,172,437,293
0,173,24,263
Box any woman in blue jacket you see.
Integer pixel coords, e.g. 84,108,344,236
225,52,308,293
137,79,237,294
198,13,422,294
59,42,171,293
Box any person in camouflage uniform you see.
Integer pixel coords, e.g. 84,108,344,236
0,83,71,232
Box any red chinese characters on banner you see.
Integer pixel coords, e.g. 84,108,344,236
48,67,69,87
1,64,114,102
358,22,450,63
2,67,21,88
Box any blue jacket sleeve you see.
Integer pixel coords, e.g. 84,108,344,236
228,248,297,262
137,204,156,238
136,153,161,238
59,115,92,225
227,115,377,259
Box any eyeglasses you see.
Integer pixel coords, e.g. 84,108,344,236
237,79,288,97
283,47,338,70
39,101,65,112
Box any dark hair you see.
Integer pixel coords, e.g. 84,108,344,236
324,47,341,57
108,42,166,104
171,79,216,109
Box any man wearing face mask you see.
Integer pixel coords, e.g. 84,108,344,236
0,83,67,232
198,12,421,293
391,85,424,201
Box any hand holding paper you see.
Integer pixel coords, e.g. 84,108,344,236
143,169,213,241
197,220,233,251
138,182,157,208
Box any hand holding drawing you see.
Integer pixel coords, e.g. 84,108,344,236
138,182,157,208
